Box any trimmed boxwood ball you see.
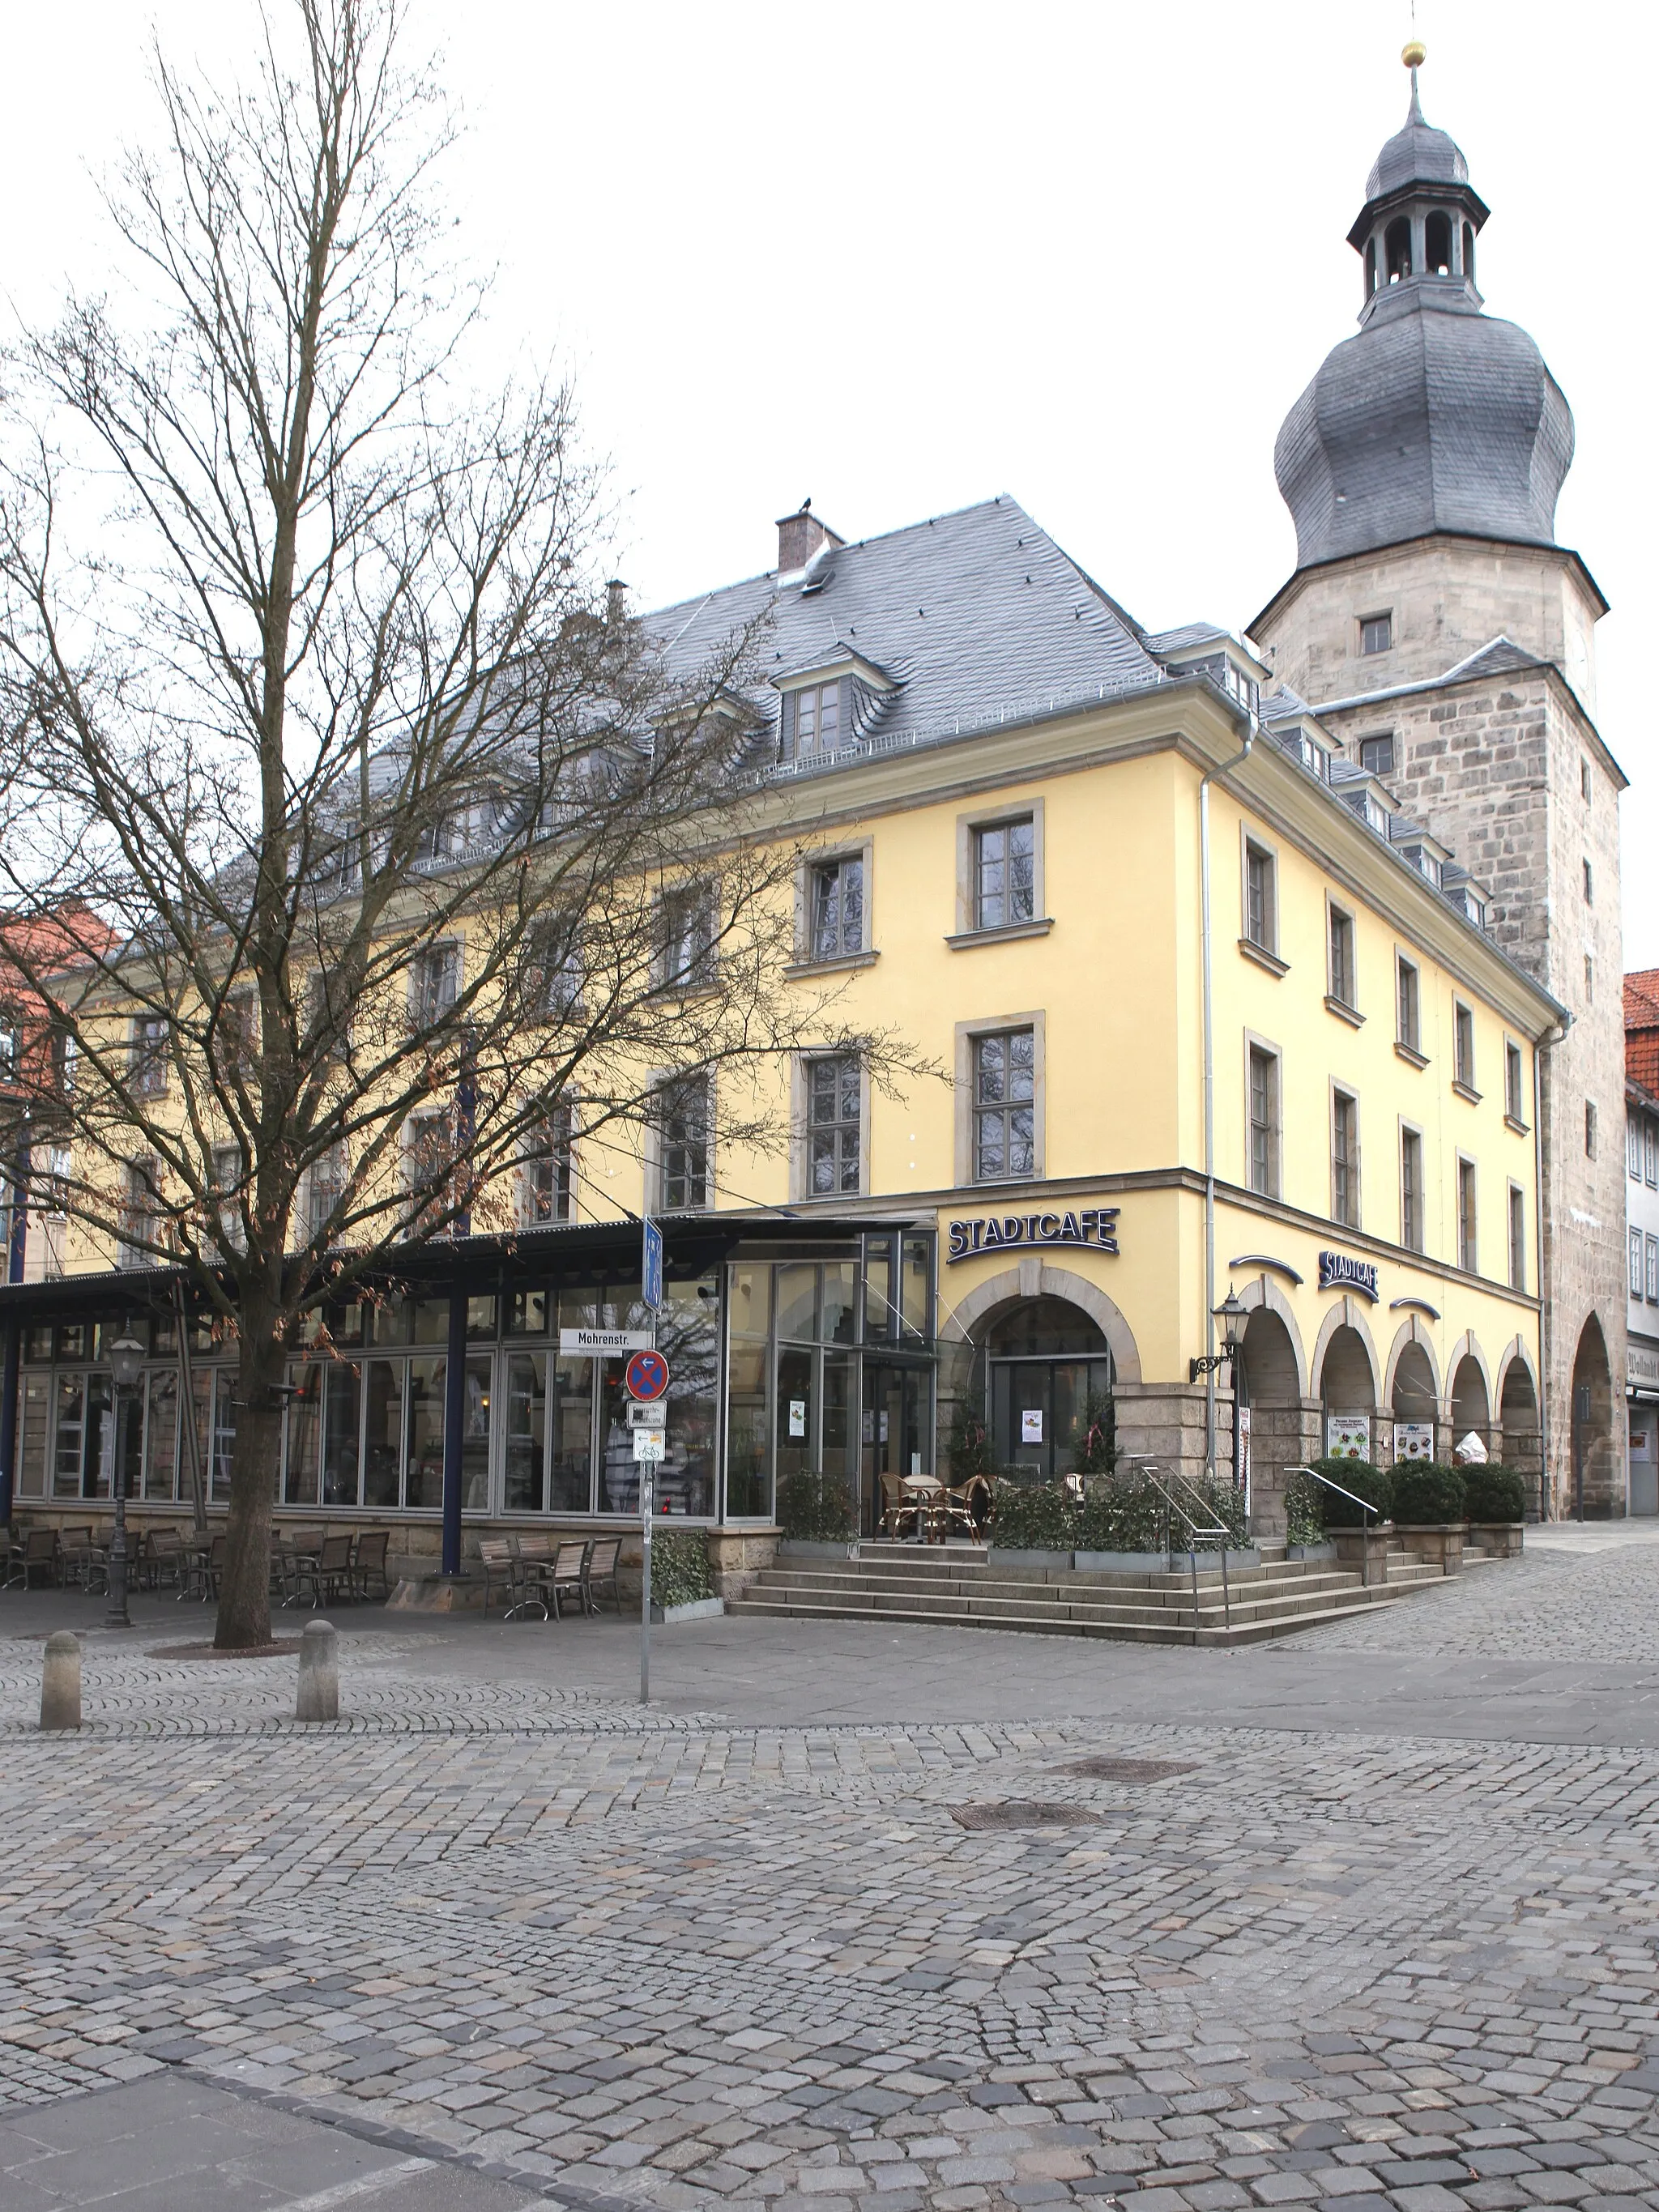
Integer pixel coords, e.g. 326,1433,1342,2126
1309,1456,1392,1527
1462,1462,1528,1523
1391,1459,1467,1525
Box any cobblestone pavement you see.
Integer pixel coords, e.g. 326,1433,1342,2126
3,1562,1659,2212
1300,1541,1659,1662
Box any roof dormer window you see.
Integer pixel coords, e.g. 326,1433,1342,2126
793,681,840,756
773,647,898,767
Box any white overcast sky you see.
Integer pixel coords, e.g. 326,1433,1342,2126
6,1,1654,957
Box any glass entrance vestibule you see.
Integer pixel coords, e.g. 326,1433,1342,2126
979,1297,1115,1485
2,1219,933,1536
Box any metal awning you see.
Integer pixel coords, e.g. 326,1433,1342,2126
0,1213,915,1322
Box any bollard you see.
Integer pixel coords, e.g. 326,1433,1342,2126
295,1619,339,1723
40,1630,82,1732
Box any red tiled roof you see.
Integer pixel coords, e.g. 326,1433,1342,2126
1627,969,1659,1092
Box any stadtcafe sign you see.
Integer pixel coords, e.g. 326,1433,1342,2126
947,1204,1120,1263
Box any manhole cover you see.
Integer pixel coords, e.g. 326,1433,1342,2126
950,1801,1100,1831
1060,1757,1197,1783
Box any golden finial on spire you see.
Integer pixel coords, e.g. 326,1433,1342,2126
1402,37,1427,66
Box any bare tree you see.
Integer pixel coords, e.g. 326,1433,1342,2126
0,0,912,1647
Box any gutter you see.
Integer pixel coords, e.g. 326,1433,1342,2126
1199,717,1256,1473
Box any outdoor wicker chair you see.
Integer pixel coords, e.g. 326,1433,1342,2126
296,1532,354,1607
877,1474,919,1541
582,1536,622,1614
147,1528,186,1595
544,1539,591,1621
477,1537,527,1617
352,1530,390,1602
19,1528,58,1589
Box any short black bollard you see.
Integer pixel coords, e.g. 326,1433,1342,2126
295,1619,339,1723
41,1630,82,1732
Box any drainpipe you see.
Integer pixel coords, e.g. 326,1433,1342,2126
1199,718,1256,1474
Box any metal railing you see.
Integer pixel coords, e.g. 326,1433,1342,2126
1286,1464,1381,1588
1123,1458,1234,1632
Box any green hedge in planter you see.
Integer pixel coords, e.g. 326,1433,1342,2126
1310,1457,1392,1528
776,1469,857,1542
1391,1459,1466,1524
990,1466,1246,1554
1283,1468,1326,1546
1461,1462,1528,1523
650,1528,713,1609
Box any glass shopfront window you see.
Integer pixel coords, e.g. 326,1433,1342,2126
726,1234,936,1528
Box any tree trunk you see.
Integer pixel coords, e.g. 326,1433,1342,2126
213,1315,285,1649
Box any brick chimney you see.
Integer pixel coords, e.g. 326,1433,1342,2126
775,501,845,574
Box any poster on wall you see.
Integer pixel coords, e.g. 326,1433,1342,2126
1324,1413,1371,1460
1236,1408,1251,1519
1021,1409,1043,1443
1393,1421,1435,1462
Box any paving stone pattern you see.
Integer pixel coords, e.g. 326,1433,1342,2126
1300,1540,1659,1661
2,1586,1659,2211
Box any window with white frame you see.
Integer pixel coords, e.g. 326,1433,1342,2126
1457,1157,1478,1272
409,944,459,1028
1648,1234,1659,1305
808,855,865,961
119,1158,162,1268
211,1144,245,1253
655,1074,711,1212
1358,611,1392,656
305,1142,347,1243
1635,1227,1648,1299
527,927,582,1020
0,1012,16,1083
973,1029,1036,1182
1453,1002,1476,1091
1401,1127,1424,1251
1505,1041,1525,1123
1248,1044,1280,1198
1243,843,1277,954
405,1108,461,1235
805,1055,862,1196
788,680,842,757
1648,1119,1658,1187
1331,1088,1358,1226
1328,906,1356,1010
523,1105,574,1224
972,820,1036,931
659,883,717,991
130,1015,168,1097
1397,957,1420,1052
1631,1111,1643,1179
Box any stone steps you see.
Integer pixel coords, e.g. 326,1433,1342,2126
728,1541,1455,1647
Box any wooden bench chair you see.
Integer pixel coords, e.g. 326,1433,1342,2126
583,1536,623,1614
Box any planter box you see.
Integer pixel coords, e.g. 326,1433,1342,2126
1468,1520,1525,1559
778,1540,857,1560
1328,1525,1394,1580
1073,1549,1170,1575
1286,1541,1338,1563
987,1547,1073,1571
1396,1521,1466,1575
649,1596,725,1624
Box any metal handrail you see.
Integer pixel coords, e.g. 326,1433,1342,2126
1128,1460,1232,1633
1286,1464,1380,1588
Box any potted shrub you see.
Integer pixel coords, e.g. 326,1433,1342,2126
1309,1456,1392,1577
776,1468,857,1554
987,1477,1075,1571
1461,1461,1528,1558
1391,1459,1468,1573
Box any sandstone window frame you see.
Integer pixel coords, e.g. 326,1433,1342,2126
953,1011,1045,1187
1329,1082,1360,1230
1508,1182,1526,1294
1239,831,1284,973
1324,896,1360,1025
1456,1154,1478,1276
1399,1121,1425,1253
1244,1032,1282,1200
950,801,1050,946
791,840,876,973
1504,1038,1527,1132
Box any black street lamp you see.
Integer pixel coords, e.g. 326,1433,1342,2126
105,1329,146,1629
1189,1288,1248,1384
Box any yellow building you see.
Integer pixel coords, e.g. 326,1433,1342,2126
0,498,1561,1555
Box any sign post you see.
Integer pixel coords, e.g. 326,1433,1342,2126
639,1451,654,1705
642,1217,663,1315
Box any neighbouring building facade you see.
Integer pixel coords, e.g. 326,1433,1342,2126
1249,54,1628,1515
0,53,1615,1560
1624,974,1659,1513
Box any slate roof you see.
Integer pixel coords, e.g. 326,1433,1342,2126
646,497,1166,769
1365,77,1471,201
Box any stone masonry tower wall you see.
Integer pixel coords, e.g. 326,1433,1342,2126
1251,58,1629,1513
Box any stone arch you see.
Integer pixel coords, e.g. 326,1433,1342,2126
1233,1275,1309,1399
1449,1349,1492,1448
1570,1313,1618,1517
940,1264,1142,1386
1495,1337,1542,1511
1444,1332,1494,1421
1311,1300,1383,1407
1383,1318,1441,1408
1425,209,1452,274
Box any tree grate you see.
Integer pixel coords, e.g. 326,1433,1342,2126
949,1801,1102,1831
1058,1757,1199,1783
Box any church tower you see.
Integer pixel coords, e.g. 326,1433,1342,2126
1252,46,1628,1515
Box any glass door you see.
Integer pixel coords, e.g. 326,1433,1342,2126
862,1362,929,1536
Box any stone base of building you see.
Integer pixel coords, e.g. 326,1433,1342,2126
1471,1521,1525,1558
707,1526,781,1600
386,1574,485,1613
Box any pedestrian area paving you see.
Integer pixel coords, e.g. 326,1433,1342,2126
3,1547,1659,2210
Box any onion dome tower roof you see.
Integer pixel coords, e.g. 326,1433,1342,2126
1273,46,1574,572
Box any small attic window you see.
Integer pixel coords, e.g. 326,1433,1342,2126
1358,612,1392,657
779,679,847,763
1425,211,1452,275
1359,731,1395,776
